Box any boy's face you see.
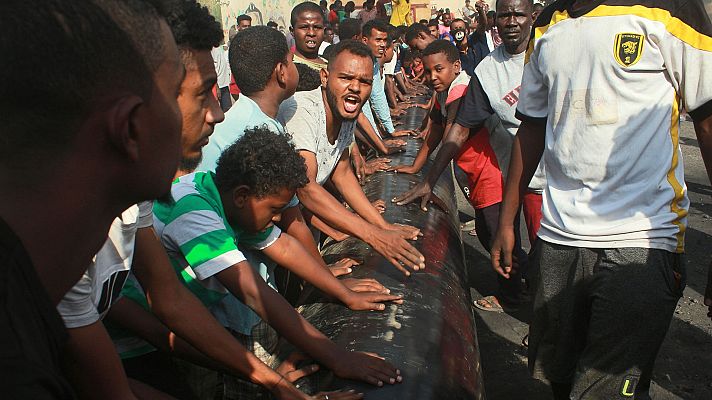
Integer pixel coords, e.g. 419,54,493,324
177,48,225,171
236,187,295,233
293,11,325,55
428,24,439,37
422,52,459,92
408,31,434,51
383,45,394,64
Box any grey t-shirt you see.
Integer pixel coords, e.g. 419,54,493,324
277,88,355,185
455,46,546,192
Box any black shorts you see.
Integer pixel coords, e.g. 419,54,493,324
528,240,685,399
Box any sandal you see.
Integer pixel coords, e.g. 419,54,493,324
473,295,504,313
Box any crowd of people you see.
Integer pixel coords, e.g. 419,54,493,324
1,0,711,400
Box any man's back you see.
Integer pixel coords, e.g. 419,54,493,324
517,0,712,252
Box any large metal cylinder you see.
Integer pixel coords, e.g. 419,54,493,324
294,101,485,399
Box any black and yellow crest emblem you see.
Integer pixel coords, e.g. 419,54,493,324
614,33,644,67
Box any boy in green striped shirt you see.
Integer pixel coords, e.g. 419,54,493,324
128,128,403,397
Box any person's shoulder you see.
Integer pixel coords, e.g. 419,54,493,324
163,173,219,214
600,0,712,32
474,49,498,75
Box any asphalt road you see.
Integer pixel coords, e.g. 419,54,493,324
458,120,712,399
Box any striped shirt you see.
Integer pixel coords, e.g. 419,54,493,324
517,0,712,253
153,172,280,305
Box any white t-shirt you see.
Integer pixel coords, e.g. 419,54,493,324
211,46,231,89
517,0,712,252
318,41,331,57
57,202,153,328
277,88,356,185
383,46,399,75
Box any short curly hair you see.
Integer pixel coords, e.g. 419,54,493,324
214,127,309,197
163,0,222,51
295,63,322,92
230,26,289,96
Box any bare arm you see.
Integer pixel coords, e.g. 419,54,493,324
331,149,391,228
475,1,488,35
261,234,400,310
277,205,322,263
356,112,392,155
130,227,307,399
214,262,401,386
297,150,425,274
62,321,141,400
390,118,443,174
106,297,226,372
393,122,471,210
490,120,547,278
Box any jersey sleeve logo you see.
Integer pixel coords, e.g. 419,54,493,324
614,33,644,67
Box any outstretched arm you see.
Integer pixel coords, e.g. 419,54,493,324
130,227,307,399
393,122,471,210
490,120,546,278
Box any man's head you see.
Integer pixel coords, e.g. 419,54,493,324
339,18,361,40
324,26,335,43
427,20,439,38
320,0,328,10
322,40,375,121
442,12,452,26
364,0,374,10
406,23,435,51
345,1,355,13
419,18,429,25
421,39,461,93
450,18,469,44
290,1,325,57
267,20,279,29
215,127,308,233
237,14,252,31
361,19,390,59
231,26,298,100
164,0,225,173
496,0,533,54
1,0,183,199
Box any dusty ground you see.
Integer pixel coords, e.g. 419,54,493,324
457,120,712,399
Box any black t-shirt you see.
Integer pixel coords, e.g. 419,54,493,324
455,74,494,130
0,218,75,399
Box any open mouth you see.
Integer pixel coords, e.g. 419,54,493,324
306,39,318,48
343,95,360,113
